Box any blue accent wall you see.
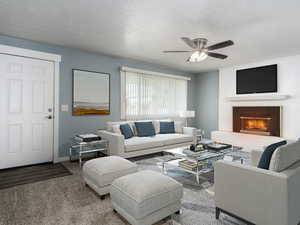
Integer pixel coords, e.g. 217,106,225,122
194,71,219,138
0,35,195,157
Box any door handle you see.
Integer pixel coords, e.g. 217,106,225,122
46,115,53,119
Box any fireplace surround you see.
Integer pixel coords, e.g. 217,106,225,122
233,106,281,137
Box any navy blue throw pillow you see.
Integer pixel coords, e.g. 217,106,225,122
134,122,156,137
160,121,175,134
120,124,134,139
257,140,287,170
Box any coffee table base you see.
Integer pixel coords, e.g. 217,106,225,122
162,159,212,184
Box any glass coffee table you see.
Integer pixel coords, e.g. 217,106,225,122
162,146,243,184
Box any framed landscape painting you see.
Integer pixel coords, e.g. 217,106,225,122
72,69,110,115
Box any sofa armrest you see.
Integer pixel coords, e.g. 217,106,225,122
250,149,263,167
183,127,197,144
215,160,288,225
97,130,125,156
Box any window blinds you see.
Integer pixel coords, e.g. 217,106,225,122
120,67,188,120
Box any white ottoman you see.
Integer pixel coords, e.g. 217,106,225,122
82,156,138,199
110,170,183,225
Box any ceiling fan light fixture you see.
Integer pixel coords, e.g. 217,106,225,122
187,51,208,62
163,37,233,62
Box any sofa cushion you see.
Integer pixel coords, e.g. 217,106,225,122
124,136,164,152
110,170,183,219
152,120,160,134
257,140,287,170
112,124,122,134
120,124,134,139
108,121,127,131
156,133,193,145
135,121,156,137
174,121,184,133
109,121,136,135
160,121,175,134
124,133,193,152
269,141,300,172
155,120,184,134
108,120,181,135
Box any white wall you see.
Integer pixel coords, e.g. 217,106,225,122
218,54,300,140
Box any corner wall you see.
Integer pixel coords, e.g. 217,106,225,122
194,71,219,138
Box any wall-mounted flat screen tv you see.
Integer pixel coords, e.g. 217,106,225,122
236,64,277,94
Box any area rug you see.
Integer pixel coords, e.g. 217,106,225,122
0,162,72,190
0,154,250,225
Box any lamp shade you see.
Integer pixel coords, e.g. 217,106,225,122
179,111,195,118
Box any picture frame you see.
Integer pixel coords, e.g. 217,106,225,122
72,69,110,115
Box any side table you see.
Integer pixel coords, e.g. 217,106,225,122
69,138,109,167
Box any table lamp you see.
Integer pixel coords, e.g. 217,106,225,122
179,111,195,126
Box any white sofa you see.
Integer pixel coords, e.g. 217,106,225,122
215,141,300,225
98,120,197,158
211,130,286,152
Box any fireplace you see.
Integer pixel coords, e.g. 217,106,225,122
240,116,272,136
233,106,281,137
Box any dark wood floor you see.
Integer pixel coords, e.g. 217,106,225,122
0,162,71,190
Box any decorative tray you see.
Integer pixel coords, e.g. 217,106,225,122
206,142,232,151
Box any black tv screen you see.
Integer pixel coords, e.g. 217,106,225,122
236,64,277,94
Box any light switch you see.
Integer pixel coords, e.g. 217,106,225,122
61,104,69,112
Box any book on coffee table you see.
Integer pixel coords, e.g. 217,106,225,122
179,160,203,171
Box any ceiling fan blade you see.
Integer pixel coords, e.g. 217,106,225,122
163,50,191,53
207,52,228,59
181,37,197,49
207,40,234,51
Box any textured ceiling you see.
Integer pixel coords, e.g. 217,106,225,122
1,0,300,73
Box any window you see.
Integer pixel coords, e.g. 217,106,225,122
121,67,189,120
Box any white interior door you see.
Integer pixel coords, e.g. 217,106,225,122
0,54,54,169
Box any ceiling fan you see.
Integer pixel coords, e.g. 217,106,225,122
163,37,234,62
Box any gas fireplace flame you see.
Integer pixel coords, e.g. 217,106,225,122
246,119,267,131
240,116,272,132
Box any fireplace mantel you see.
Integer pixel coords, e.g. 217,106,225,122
226,94,290,102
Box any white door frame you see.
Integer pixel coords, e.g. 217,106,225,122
0,44,61,163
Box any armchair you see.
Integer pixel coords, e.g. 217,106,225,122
214,148,300,225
